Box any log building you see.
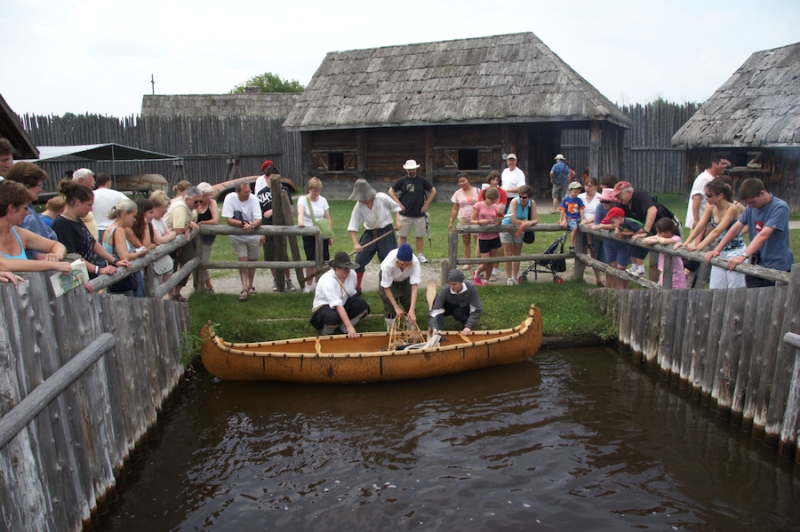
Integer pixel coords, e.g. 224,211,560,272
672,42,800,211
283,32,631,198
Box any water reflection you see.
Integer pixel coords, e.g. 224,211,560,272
99,349,799,532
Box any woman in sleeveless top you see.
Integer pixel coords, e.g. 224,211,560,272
194,182,219,293
0,180,71,275
504,185,538,284
103,199,149,296
676,177,745,289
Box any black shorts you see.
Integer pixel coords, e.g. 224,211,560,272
479,237,501,254
302,235,330,262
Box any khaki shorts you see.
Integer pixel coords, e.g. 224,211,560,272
552,183,568,200
231,238,260,260
398,215,426,238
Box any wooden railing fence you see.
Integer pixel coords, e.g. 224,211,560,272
0,272,191,531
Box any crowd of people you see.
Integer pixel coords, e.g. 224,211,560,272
0,137,794,337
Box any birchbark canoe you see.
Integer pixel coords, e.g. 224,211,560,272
200,305,543,383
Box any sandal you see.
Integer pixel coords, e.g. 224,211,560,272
172,294,187,302
238,290,248,302
205,286,214,294
247,286,256,295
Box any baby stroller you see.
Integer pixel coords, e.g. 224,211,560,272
518,231,570,284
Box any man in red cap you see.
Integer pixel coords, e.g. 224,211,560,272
611,181,676,282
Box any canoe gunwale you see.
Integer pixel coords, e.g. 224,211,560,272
204,305,538,360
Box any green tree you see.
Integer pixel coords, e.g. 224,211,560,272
229,72,304,94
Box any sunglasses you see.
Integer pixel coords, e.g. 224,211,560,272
705,193,715,198
518,196,529,200
599,200,613,204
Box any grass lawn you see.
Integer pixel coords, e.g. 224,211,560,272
189,278,616,344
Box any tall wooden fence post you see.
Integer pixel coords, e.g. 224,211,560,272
448,231,458,272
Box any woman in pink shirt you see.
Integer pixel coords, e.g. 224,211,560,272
449,172,479,270
470,187,503,286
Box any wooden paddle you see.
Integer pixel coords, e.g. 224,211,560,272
426,279,437,338
426,279,437,310
298,229,397,285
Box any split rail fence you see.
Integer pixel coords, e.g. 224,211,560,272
0,271,191,531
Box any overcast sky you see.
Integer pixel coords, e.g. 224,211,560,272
2,0,798,118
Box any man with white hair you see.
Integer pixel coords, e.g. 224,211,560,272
165,184,201,302
73,168,99,240
501,153,526,201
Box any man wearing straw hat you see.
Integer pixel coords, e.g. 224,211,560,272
310,251,370,338
389,160,436,264
348,178,402,294
549,154,571,215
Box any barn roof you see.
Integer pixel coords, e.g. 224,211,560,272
672,42,800,148
0,94,38,159
284,32,631,131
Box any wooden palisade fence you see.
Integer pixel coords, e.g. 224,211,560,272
450,224,800,463
607,265,800,463
0,270,191,531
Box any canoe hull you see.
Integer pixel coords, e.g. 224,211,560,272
201,305,542,383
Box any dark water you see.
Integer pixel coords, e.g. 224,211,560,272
99,348,800,531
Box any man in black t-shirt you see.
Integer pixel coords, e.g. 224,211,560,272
388,159,436,263
611,181,672,283
255,168,296,291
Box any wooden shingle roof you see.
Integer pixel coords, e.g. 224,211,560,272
672,42,800,148
284,33,631,131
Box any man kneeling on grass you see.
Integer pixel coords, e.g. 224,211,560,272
428,269,482,336
310,251,370,338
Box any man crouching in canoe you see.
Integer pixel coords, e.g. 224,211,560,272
310,251,370,338
428,269,482,336
379,243,420,330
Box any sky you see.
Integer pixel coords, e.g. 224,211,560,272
2,0,799,118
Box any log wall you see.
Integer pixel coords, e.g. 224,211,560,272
0,272,190,531
600,264,800,462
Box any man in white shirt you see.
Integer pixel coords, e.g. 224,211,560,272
379,243,421,330
92,173,128,241
222,181,263,301
310,251,370,338
685,154,728,288
501,154,526,201
348,178,402,294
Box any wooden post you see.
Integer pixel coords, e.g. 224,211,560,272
270,175,286,291
711,288,747,420
356,130,367,180
765,265,800,449
631,291,647,365
448,231,459,272
644,290,662,371
743,287,781,434
573,228,585,282
280,190,305,289
730,288,760,426
588,121,601,183
662,254,673,289
425,127,434,184
315,234,324,272
751,287,787,440
701,289,728,406
670,289,688,386
689,290,714,400
440,259,449,288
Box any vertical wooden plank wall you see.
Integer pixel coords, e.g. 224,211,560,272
0,273,190,532
604,263,800,461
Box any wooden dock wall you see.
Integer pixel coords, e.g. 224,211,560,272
0,272,190,531
598,265,800,462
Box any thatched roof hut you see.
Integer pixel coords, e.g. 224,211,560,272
672,42,800,210
284,32,629,198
